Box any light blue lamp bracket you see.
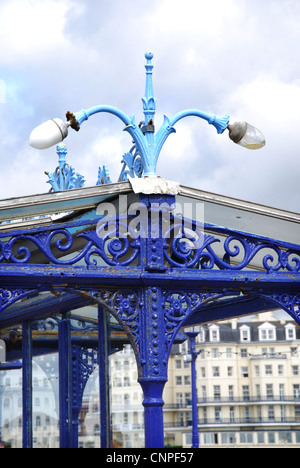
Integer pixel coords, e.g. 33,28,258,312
96,165,112,186
46,144,85,192
68,53,230,178
118,144,144,182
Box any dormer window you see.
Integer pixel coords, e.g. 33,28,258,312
209,324,220,342
258,322,276,341
285,323,296,341
240,325,251,342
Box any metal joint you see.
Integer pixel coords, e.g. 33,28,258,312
141,124,155,134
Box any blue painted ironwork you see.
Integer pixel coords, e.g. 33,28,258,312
1,204,300,275
118,144,144,181
1,193,300,447
68,53,229,178
58,312,72,448
46,144,85,192
0,53,296,449
185,331,202,448
71,345,98,447
22,321,33,448
96,165,111,185
98,306,111,448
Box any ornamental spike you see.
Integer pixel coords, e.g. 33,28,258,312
142,52,157,125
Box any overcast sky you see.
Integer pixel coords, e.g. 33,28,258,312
0,0,300,213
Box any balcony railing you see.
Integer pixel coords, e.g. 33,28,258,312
164,417,300,428
164,395,300,409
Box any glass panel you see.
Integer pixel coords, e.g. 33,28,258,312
32,317,60,448
110,344,144,448
70,305,100,449
0,323,23,448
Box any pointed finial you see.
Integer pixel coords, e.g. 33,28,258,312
145,52,154,62
142,52,156,125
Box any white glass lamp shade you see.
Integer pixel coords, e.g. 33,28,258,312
228,121,265,150
29,118,69,149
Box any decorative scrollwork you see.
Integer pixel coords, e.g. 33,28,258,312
259,293,300,322
77,289,140,345
0,288,37,313
164,217,300,272
72,346,99,413
164,292,191,352
0,219,140,267
118,144,144,181
96,165,112,185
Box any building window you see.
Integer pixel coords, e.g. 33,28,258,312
292,365,299,376
240,325,251,342
258,323,276,341
197,328,206,342
285,324,296,341
175,359,182,369
240,432,253,444
242,385,250,401
291,347,298,357
209,325,220,342
221,433,235,445
212,367,220,377
213,386,221,400
268,405,275,421
228,386,234,400
295,406,300,421
240,348,248,358
184,375,191,386
227,366,233,377
241,367,249,378
265,365,273,375
268,432,275,444
204,433,218,445
257,432,264,444
185,393,191,405
176,393,183,406
176,376,182,386
266,384,274,399
293,384,300,399
215,407,222,422
279,432,292,444
279,384,285,399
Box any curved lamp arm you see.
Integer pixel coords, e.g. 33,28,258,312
29,52,265,178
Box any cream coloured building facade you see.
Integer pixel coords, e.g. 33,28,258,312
109,311,300,448
164,311,300,447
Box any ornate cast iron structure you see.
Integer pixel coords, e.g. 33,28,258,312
1,191,300,448
0,53,297,449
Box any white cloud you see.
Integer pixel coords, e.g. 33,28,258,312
0,0,300,212
0,0,71,63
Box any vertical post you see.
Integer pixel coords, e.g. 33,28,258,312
138,286,168,449
57,144,67,190
139,379,166,448
22,321,33,448
58,312,72,448
98,305,111,448
186,332,200,449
